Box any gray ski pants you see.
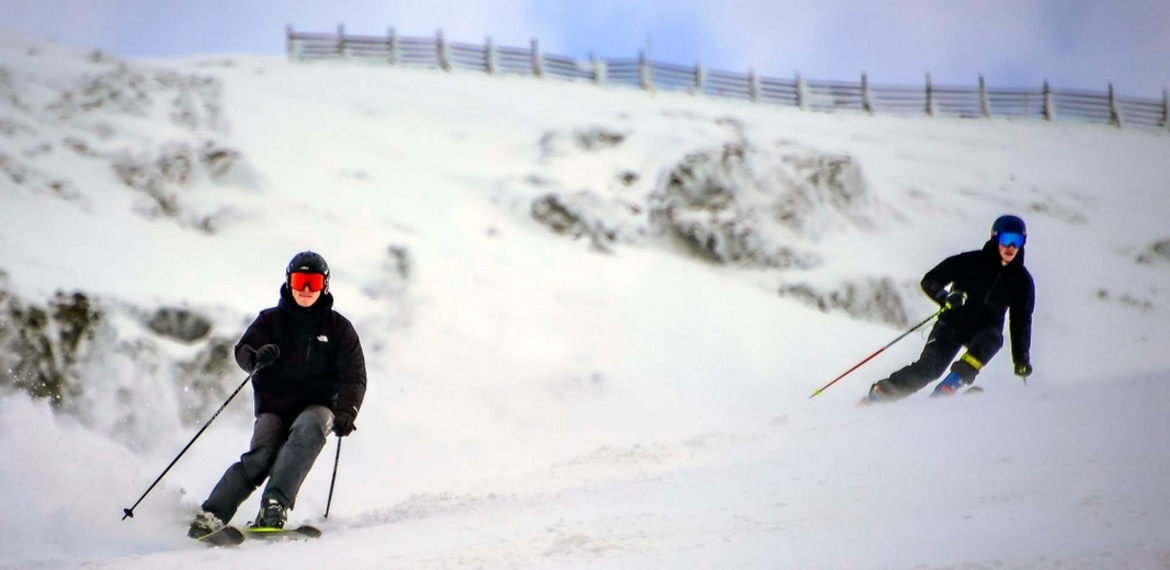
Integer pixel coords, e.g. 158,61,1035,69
201,405,333,524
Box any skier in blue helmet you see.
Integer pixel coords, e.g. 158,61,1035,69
863,215,1035,403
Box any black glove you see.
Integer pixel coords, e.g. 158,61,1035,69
251,344,280,370
332,409,357,437
1014,361,1033,378
941,290,967,311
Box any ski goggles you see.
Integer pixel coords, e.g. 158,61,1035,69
289,272,326,292
996,231,1026,249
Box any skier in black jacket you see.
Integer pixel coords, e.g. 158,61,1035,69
189,251,367,538
864,215,1034,403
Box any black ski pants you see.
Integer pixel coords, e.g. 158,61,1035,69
201,405,333,524
883,320,1003,395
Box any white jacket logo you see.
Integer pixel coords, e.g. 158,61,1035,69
317,335,328,343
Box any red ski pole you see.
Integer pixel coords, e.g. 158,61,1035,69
808,310,940,399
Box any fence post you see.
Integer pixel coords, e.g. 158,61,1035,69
592,52,606,85
978,75,990,118
531,38,544,78
796,72,806,110
638,50,654,92
925,72,934,117
336,24,345,58
1108,83,1121,127
436,29,451,71
749,69,759,102
861,72,873,114
695,62,705,95
485,37,497,75
1042,80,1053,121
387,28,398,65
1162,89,1169,130
285,25,294,62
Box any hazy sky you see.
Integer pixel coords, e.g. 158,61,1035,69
3,0,1168,98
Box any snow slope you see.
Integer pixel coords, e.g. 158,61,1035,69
2,33,1169,569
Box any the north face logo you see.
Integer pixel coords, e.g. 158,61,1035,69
317,335,328,343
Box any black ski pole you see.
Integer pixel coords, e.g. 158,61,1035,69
324,436,342,519
121,368,258,520
808,310,941,399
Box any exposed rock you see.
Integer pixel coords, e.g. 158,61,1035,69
1136,238,1170,265
61,137,96,156
778,278,908,328
147,307,213,343
0,291,103,406
111,140,256,230
530,192,625,252
0,153,27,184
616,171,640,186
574,128,625,151
159,71,227,132
540,127,627,158
649,140,873,268
532,193,588,237
198,141,259,187
45,64,228,134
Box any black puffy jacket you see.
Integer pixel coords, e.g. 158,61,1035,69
921,239,1035,366
235,285,367,421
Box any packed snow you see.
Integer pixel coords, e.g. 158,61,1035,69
2,32,1169,569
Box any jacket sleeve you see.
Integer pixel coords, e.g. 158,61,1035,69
1009,273,1035,365
233,312,271,373
332,318,367,419
920,253,964,306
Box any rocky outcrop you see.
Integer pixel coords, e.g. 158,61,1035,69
778,278,909,328
649,140,872,268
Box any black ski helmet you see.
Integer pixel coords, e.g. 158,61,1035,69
286,251,330,292
991,214,1026,241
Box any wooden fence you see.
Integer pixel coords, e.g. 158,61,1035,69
286,26,1170,131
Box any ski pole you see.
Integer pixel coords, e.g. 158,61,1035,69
121,367,259,520
808,310,941,399
324,436,342,519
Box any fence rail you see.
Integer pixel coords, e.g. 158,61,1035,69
287,26,1170,131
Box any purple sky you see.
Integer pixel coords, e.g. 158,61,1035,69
3,0,1168,98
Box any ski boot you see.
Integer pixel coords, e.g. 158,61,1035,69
253,498,288,529
930,371,966,397
188,511,226,540
931,354,982,397
857,380,902,406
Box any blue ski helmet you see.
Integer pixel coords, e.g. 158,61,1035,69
991,215,1027,248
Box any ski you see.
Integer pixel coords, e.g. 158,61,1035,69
856,385,983,407
193,524,321,547
194,525,246,547
242,524,323,541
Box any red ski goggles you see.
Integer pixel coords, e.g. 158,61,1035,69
996,231,1026,249
289,272,326,292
